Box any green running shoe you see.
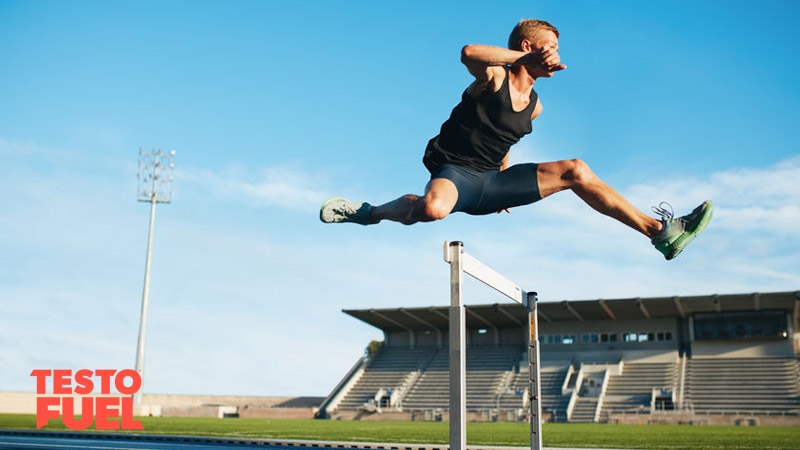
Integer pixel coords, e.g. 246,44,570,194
320,197,372,225
651,201,713,260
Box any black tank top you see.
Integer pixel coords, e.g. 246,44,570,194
423,67,538,173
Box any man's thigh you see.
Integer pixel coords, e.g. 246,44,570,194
428,164,484,214
470,163,541,215
424,177,459,209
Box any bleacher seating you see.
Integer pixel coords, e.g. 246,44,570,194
335,346,800,422
336,347,432,410
493,364,571,419
539,367,570,421
684,357,800,414
495,370,527,409
337,345,526,412
599,362,678,419
402,346,522,410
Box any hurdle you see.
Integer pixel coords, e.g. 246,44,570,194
443,241,541,450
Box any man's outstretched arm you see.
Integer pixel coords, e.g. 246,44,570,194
461,44,565,83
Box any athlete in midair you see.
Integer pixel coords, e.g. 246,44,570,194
320,19,712,260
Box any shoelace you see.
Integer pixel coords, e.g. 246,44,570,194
651,202,674,221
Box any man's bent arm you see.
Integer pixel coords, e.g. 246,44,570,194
461,45,528,81
461,45,530,68
461,45,562,83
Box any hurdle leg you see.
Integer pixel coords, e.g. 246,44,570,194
444,241,536,450
447,242,466,450
527,292,542,450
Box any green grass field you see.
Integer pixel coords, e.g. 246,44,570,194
1,414,799,450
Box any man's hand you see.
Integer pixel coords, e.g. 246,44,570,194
540,46,566,72
517,46,566,76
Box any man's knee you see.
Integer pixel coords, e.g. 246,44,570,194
419,195,452,221
565,159,596,185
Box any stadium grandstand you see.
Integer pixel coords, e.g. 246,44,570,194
318,291,800,426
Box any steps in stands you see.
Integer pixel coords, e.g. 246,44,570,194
570,397,597,423
599,362,678,421
337,348,432,410
540,368,570,422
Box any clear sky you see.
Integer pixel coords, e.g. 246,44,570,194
1,0,798,397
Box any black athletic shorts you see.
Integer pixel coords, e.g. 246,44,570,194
430,163,542,216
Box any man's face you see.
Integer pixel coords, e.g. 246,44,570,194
524,30,560,78
530,30,559,53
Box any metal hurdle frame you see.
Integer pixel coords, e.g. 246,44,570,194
444,241,541,450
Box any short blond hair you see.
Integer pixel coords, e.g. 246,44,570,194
508,19,559,50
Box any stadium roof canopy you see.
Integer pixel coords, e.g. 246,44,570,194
343,291,800,331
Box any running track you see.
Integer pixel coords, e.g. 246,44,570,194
0,430,631,450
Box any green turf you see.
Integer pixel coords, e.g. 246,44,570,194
1,414,799,450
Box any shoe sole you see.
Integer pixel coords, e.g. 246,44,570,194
320,197,347,223
665,201,714,260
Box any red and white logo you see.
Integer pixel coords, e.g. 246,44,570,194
30,369,144,430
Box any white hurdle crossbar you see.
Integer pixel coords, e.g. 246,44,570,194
444,241,542,450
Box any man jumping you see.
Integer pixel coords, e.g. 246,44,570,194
320,19,712,260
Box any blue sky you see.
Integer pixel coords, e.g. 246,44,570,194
1,1,798,397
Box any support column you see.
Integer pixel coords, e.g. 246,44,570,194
448,242,466,450
527,292,542,450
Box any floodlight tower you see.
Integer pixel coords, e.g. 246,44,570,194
134,148,175,406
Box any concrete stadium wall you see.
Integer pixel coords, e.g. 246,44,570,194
542,349,679,363
159,405,237,418
238,407,317,419
415,330,440,347
1,392,40,414
0,392,122,415
609,412,800,427
330,409,536,422
795,332,800,355
141,394,292,408
386,318,681,350
386,330,411,348
386,327,545,349
0,392,318,419
691,339,794,358
540,318,679,338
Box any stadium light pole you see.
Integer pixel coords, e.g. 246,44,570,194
134,148,175,406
